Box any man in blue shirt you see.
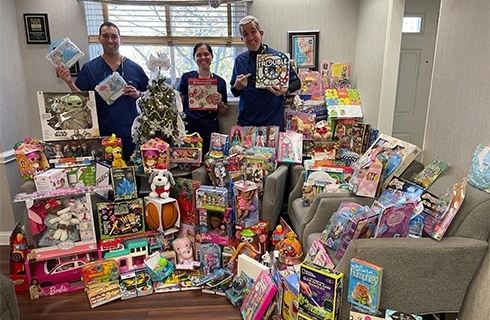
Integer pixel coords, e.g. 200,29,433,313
57,22,149,160
230,16,301,130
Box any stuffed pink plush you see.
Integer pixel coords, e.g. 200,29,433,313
172,236,195,265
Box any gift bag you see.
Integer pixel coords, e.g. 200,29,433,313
468,144,490,193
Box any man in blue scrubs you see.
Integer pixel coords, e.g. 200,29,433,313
57,22,149,160
230,16,301,130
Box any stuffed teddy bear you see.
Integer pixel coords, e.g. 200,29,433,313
149,169,175,198
313,120,333,140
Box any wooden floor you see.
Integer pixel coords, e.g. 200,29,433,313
1,246,242,320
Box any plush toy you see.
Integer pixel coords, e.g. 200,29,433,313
301,182,316,206
172,236,199,269
111,146,127,167
149,169,175,198
56,93,92,130
313,120,333,140
49,207,80,242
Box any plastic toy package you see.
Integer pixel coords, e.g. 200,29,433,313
95,72,127,105
46,38,84,69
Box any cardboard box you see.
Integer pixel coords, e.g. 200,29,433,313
34,168,69,192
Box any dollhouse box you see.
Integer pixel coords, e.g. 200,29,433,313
37,91,99,142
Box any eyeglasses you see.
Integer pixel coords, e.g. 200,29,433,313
100,34,120,41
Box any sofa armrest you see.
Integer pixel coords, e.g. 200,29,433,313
298,193,374,246
288,170,305,214
191,166,212,185
335,237,488,316
260,164,289,227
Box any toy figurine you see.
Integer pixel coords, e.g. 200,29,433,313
301,182,316,207
278,231,303,265
271,225,286,250
111,146,127,167
56,93,92,130
49,207,80,242
26,152,44,172
148,168,175,198
143,149,159,170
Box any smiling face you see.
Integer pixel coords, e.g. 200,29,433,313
194,44,213,71
240,21,263,52
98,25,121,57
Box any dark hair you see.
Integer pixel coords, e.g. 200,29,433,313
193,43,213,58
99,21,120,36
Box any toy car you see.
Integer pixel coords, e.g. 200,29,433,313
29,253,95,287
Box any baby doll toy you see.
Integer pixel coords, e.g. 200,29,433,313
14,138,50,179
148,167,175,198
236,188,257,221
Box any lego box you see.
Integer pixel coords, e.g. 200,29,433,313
37,91,99,142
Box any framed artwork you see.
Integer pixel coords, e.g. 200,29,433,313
24,13,51,44
288,31,320,71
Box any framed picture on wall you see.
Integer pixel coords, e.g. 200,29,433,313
288,31,320,71
23,13,51,44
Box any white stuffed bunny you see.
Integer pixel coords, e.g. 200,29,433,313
149,169,175,198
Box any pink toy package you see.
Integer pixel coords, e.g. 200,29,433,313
375,201,416,238
278,131,303,164
199,208,234,246
14,138,50,180
233,180,259,228
240,270,277,320
141,138,170,173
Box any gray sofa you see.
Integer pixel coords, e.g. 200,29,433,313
287,162,490,318
0,273,20,320
192,163,289,228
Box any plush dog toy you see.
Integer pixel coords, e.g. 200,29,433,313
148,169,175,198
301,181,316,206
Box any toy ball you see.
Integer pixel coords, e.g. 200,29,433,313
145,202,179,231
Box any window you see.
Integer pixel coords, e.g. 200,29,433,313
83,2,248,87
402,16,423,34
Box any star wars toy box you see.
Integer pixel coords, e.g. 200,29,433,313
14,138,50,180
37,91,99,142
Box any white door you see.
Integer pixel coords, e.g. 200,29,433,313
392,0,440,148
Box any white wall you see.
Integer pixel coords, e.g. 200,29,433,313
423,0,490,176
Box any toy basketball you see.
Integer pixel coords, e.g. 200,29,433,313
144,198,179,233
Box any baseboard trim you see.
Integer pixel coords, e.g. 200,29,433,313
0,149,15,164
0,231,11,246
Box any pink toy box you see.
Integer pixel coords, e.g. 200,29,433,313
199,208,234,246
26,250,98,300
14,138,50,180
141,138,170,173
240,270,277,320
233,180,259,228
37,91,99,142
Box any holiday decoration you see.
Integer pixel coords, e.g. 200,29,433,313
131,52,186,162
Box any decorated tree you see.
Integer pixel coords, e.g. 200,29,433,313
131,52,186,162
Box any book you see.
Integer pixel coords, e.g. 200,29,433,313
95,71,127,105
188,77,218,110
256,52,290,89
240,270,277,320
347,258,383,313
46,38,84,69
410,159,450,189
374,201,415,238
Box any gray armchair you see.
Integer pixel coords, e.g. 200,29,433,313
288,162,490,318
192,163,289,228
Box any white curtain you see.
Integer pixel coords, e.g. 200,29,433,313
79,0,252,6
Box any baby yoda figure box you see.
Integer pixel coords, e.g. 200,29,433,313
37,91,99,142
